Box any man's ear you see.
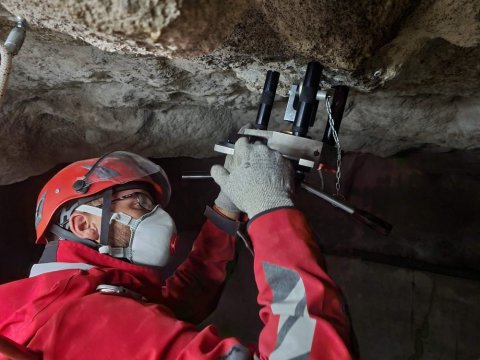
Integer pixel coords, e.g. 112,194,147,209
69,212,100,242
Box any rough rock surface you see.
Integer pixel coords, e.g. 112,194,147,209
0,0,478,183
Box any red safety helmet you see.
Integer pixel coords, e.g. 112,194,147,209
34,151,171,244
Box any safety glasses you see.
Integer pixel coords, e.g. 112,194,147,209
111,192,156,212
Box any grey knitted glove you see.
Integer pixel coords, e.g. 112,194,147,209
214,123,253,215
211,137,294,218
214,191,240,213
214,155,241,214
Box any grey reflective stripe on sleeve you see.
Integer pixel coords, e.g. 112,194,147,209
30,262,94,277
219,344,252,360
263,262,316,360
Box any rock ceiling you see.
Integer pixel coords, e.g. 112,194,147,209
0,0,479,184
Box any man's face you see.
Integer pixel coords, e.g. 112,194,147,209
73,188,157,247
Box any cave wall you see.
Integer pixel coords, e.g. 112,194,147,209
0,0,478,183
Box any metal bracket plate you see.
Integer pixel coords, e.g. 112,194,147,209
214,129,322,168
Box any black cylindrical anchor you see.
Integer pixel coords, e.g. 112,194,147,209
292,61,323,137
255,70,280,130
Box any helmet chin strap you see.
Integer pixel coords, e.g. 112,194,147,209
99,188,113,247
73,202,130,260
98,188,128,259
48,188,118,252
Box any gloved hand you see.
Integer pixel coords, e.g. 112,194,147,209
213,123,253,218
211,137,295,218
214,155,241,216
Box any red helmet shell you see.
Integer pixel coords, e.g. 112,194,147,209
35,152,170,244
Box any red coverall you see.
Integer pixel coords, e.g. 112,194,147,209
0,208,353,359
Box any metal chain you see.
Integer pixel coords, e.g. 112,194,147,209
325,96,342,196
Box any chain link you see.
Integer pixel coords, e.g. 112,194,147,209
325,96,342,196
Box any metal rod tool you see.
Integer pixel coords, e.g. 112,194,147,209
300,183,392,236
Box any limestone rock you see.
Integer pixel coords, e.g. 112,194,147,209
0,0,477,183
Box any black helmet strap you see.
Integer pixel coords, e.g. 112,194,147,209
99,188,113,247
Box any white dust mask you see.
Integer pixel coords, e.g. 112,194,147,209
76,204,177,267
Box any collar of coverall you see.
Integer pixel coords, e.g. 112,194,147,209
35,239,165,286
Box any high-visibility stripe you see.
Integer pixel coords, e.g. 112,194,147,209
263,262,316,360
29,262,94,277
221,344,251,359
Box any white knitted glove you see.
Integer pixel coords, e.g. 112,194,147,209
214,155,241,214
211,137,294,218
